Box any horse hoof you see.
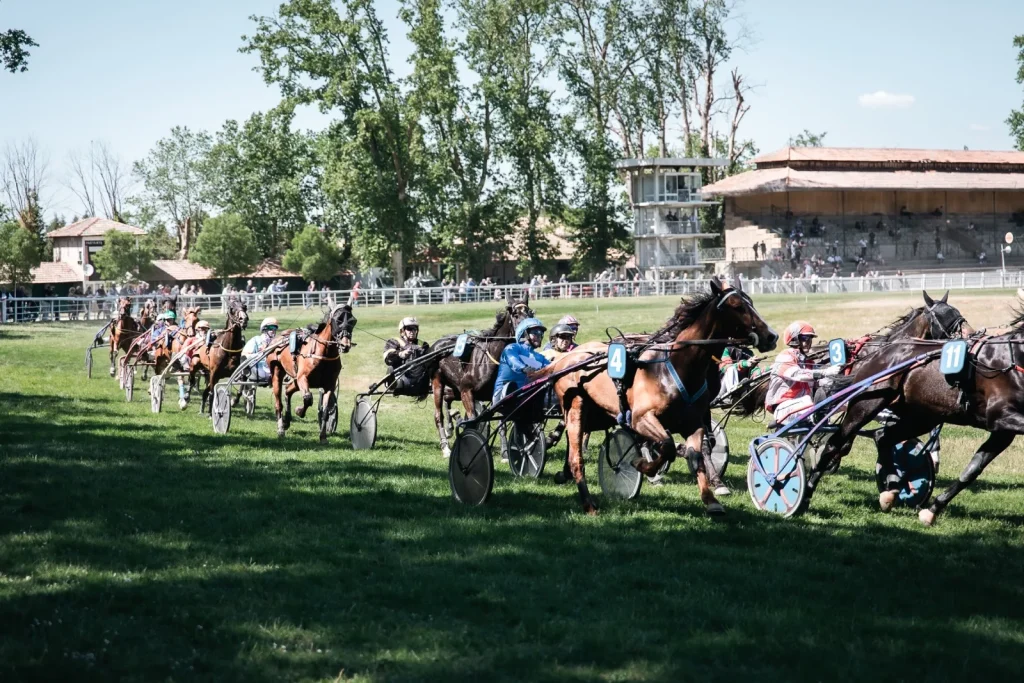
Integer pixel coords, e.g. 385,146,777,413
553,471,572,485
878,490,898,512
178,399,188,411
277,431,286,439
583,501,599,516
713,485,732,497
319,436,328,445
295,407,307,419
441,445,451,459
919,508,936,526
706,502,726,516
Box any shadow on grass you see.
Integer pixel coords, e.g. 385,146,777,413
3,391,1024,682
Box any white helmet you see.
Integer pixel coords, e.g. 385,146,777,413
196,320,211,331
260,317,279,331
399,317,419,331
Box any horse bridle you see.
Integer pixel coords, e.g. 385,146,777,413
925,303,967,339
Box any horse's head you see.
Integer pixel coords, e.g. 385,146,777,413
328,303,357,353
506,291,534,333
227,297,249,330
922,290,972,338
709,277,778,353
117,297,132,317
181,307,202,336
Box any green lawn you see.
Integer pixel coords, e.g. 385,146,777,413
3,292,1024,682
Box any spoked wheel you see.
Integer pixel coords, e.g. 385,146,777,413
507,421,546,478
598,429,643,501
124,367,135,402
322,391,339,435
473,400,491,442
747,438,806,517
350,398,377,450
242,386,256,418
118,363,127,389
876,438,936,509
709,418,729,478
85,348,93,378
212,384,232,434
150,376,164,413
449,428,494,505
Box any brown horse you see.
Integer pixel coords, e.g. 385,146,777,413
108,297,153,377
190,298,250,414
266,303,357,442
428,295,535,457
539,278,778,515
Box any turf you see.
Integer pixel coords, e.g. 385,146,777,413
2,291,1024,682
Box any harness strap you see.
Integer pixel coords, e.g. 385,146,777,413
665,360,708,404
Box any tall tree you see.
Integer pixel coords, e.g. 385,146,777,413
283,225,341,283
1008,35,1024,151
788,129,827,147
131,126,213,259
1,138,47,230
66,141,133,221
244,0,422,282
0,220,41,288
91,230,153,284
190,213,260,283
207,107,314,257
1,3,37,74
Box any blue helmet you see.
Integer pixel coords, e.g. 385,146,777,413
515,317,546,342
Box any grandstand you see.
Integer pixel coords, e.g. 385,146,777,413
703,147,1024,276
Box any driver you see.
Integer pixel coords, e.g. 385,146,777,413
383,317,431,395
146,310,176,360
765,321,842,424
540,323,577,361
493,317,551,405
241,317,279,383
543,315,579,353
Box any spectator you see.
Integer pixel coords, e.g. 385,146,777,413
912,238,920,257
858,238,868,259
936,251,945,264
979,251,988,266
305,281,317,309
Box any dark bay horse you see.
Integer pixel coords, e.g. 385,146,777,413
108,297,155,377
539,278,778,515
429,295,534,457
190,298,249,414
266,303,356,442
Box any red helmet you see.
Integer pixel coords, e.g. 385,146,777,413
783,320,817,347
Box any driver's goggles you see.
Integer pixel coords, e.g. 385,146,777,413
404,326,419,332
264,326,279,332
527,328,545,336
797,334,815,342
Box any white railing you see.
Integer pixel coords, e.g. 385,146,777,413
2,270,1023,324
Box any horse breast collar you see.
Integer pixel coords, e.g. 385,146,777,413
664,359,708,404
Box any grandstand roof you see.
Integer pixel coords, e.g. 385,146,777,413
752,147,1024,166
46,217,146,238
704,168,1024,197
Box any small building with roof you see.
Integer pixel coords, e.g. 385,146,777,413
702,147,1024,274
33,217,147,290
614,157,728,279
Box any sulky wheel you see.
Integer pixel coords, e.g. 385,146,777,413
243,385,256,418
747,438,806,517
449,428,494,505
473,400,491,442
349,398,377,450
507,421,546,478
598,429,643,501
876,438,936,509
150,376,164,413
709,418,729,478
124,367,135,402
212,384,232,434
85,348,93,378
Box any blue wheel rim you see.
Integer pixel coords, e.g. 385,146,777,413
748,439,805,516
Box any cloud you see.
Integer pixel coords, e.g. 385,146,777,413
858,91,915,109
969,123,990,132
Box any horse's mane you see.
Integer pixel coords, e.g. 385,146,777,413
877,307,921,337
650,290,717,342
482,309,509,336
1009,304,1024,329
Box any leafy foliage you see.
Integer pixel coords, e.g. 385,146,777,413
189,213,260,282
0,26,37,73
789,129,827,147
282,225,341,283
0,221,40,287
90,230,153,284
1009,35,1024,151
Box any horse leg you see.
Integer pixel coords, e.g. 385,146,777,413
873,417,934,511
109,339,117,377
293,374,313,418
920,431,1015,526
318,387,331,444
637,413,723,515
283,380,298,430
177,376,189,411
564,394,598,514
271,369,287,438
432,376,451,458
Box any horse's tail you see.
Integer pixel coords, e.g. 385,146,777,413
728,375,771,418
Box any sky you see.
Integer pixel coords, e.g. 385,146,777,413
2,0,1024,220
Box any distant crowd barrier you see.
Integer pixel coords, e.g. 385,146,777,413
3,271,1023,324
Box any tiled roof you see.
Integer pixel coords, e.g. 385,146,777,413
703,168,1024,196
752,147,1024,166
46,217,146,238
249,259,300,278
30,262,82,284
147,260,215,281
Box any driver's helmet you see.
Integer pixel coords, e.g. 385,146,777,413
158,311,175,323
196,320,211,332
783,320,817,347
550,323,575,340
514,317,546,343
557,315,580,335
260,317,279,332
399,317,419,332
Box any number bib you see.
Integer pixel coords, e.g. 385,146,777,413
453,334,470,360
607,343,628,380
828,339,847,366
940,340,968,375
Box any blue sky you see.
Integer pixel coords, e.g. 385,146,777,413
2,0,1023,218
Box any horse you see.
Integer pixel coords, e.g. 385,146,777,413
428,294,535,457
145,306,202,410
538,278,778,515
189,298,250,414
108,297,154,377
266,303,357,442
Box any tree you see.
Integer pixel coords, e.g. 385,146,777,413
1,138,47,229
789,129,827,147
1008,35,1024,151
0,220,41,288
207,107,315,257
132,126,213,259
90,230,153,284
283,225,341,283
1,8,37,74
244,0,423,282
67,141,133,221
189,213,259,282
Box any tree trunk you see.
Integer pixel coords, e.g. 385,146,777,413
391,249,404,288
178,216,191,259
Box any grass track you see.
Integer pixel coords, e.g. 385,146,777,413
2,291,1024,682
